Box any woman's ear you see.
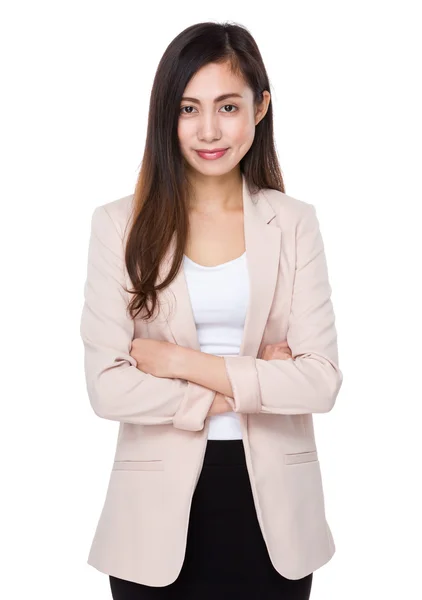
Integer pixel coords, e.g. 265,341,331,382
255,90,271,126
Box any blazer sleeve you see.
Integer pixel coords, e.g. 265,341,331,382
79,205,216,431
222,203,343,415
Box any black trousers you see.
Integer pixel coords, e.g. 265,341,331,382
109,439,313,599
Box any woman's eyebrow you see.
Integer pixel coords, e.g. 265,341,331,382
180,93,243,104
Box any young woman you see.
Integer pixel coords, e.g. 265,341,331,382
80,21,342,600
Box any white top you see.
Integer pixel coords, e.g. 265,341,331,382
183,251,249,440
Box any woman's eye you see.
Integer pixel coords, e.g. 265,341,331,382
180,106,197,114
220,104,238,113
179,104,238,115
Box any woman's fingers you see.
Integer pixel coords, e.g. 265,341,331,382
270,350,292,360
261,342,293,360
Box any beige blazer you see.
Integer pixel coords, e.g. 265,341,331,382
80,173,343,586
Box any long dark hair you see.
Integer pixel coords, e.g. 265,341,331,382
124,21,285,321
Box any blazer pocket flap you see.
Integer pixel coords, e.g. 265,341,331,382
113,460,164,471
284,450,318,465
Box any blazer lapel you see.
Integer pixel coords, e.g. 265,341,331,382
157,173,281,359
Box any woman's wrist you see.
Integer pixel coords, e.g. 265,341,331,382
208,392,232,416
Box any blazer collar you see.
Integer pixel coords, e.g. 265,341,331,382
157,173,281,358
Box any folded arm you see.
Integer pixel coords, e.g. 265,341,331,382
177,204,343,415
80,205,217,431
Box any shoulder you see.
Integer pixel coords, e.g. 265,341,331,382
93,193,135,239
260,187,317,233
261,187,314,219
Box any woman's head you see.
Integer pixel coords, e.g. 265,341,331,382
144,21,282,192
178,60,270,181
125,22,285,320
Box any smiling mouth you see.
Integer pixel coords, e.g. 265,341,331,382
194,148,229,160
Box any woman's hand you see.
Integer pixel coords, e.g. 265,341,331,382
207,392,233,416
129,338,182,378
260,340,293,361
207,341,293,416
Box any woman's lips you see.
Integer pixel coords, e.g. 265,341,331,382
195,148,229,160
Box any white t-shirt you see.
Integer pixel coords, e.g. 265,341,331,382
183,251,249,440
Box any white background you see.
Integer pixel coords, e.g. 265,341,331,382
1,1,421,598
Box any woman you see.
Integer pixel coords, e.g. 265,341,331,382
80,21,342,600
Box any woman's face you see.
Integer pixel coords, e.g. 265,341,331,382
177,61,270,178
